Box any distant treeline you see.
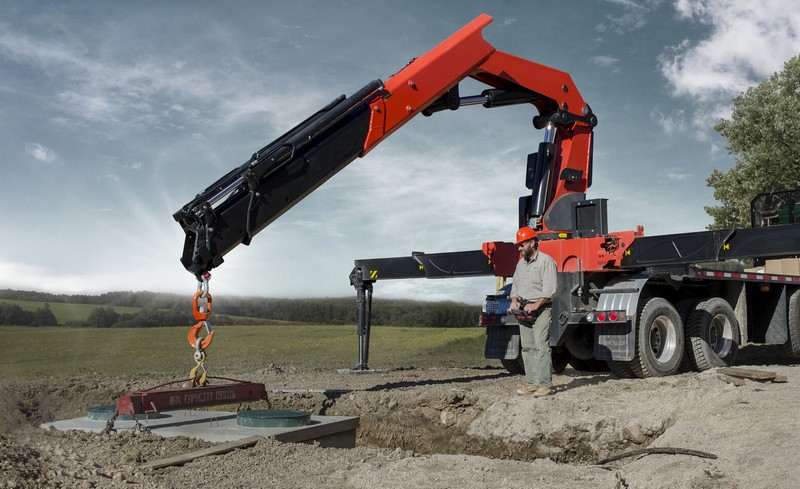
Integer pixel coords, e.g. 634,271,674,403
0,289,187,309
0,289,481,328
0,302,57,327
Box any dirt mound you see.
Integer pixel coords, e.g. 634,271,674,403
2,360,800,488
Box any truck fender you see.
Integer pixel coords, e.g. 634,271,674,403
593,274,651,362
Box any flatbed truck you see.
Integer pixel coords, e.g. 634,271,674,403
175,15,800,378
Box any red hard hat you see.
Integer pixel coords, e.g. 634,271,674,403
515,227,537,245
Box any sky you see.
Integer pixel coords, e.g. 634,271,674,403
2,0,800,304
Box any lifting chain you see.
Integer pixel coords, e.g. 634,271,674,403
188,273,215,386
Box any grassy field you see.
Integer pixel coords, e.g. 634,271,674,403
0,298,274,325
0,299,141,323
2,325,490,382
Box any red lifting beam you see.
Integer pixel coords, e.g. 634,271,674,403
116,381,267,416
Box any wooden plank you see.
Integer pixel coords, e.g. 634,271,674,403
140,435,262,470
272,417,359,444
716,367,776,381
717,374,746,386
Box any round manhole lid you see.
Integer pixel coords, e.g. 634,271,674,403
86,405,165,421
87,405,132,421
237,409,311,428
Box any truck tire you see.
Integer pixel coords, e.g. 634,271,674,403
686,297,740,370
500,348,570,375
780,289,800,358
501,356,525,375
607,360,637,379
565,328,594,360
552,347,570,374
569,357,609,372
632,297,684,377
675,298,699,372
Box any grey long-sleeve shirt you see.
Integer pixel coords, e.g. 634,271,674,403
510,250,557,301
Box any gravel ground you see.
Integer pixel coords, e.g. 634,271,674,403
2,347,799,488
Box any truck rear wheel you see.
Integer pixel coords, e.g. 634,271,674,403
686,297,740,370
500,348,570,375
552,347,570,374
781,289,800,358
565,328,594,361
608,360,637,379
569,357,609,372
500,357,525,375
632,297,684,377
675,298,699,372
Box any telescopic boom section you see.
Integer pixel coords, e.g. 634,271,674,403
174,13,596,277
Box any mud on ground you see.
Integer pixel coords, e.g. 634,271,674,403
2,347,799,488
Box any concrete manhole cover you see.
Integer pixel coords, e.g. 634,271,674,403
237,409,311,428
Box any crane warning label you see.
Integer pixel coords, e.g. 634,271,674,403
119,382,265,415
168,389,238,407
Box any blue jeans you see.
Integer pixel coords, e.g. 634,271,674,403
518,306,552,388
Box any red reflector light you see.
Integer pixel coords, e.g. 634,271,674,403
480,315,488,325
597,312,606,322
609,311,618,321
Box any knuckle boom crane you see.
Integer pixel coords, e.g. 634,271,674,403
174,14,800,379
172,13,596,277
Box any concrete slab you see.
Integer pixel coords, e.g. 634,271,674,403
41,410,359,447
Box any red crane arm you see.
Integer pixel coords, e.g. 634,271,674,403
175,13,603,277
362,13,595,234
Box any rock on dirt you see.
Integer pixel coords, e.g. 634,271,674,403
2,349,800,488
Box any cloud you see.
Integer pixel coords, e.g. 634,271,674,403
650,107,686,136
664,170,691,181
97,173,120,183
0,30,208,126
590,55,620,69
122,161,143,170
600,0,663,32
659,0,800,128
0,25,320,138
25,142,57,162
0,261,111,294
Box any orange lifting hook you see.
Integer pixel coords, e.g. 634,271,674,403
192,291,212,320
188,321,215,350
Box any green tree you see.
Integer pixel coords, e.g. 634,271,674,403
0,303,36,325
87,306,120,328
706,55,800,229
36,303,58,326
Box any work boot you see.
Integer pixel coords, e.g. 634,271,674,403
516,385,539,395
532,387,554,397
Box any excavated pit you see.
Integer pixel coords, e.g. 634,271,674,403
1,367,700,466
3,358,798,489
266,386,669,464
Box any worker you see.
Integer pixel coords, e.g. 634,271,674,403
510,226,558,396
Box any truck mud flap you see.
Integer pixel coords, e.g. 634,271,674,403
594,323,634,361
593,276,649,361
484,325,520,360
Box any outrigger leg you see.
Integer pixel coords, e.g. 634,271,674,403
349,268,375,371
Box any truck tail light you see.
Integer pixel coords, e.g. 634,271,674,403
586,311,626,323
480,314,507,326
